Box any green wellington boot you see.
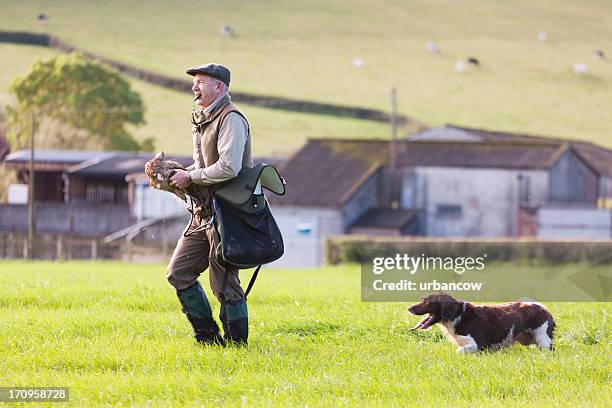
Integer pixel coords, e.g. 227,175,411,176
177,282,225,346
220,299,248,346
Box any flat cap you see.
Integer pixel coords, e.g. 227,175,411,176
186,63,230,87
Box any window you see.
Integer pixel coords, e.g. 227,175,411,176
85,182,127,204
436,204,462,217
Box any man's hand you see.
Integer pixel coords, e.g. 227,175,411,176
170,169,190,188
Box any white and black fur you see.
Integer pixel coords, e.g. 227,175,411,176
409,293,555,354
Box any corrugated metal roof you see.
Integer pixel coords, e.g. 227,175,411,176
269,139,387,207
68,153,192,176
4,149,195,176
408,127,483,142
397,141,562,169
446,125,564,143
272,128,612,208
4,149,286,179
423,125,612,176
5,149,114,163
572,143,612,178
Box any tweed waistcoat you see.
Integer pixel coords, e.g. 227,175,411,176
191,94,251,171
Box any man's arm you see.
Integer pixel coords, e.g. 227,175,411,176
188,112,248,185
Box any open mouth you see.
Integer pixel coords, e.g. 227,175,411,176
410,313,439,330
193,93,201,101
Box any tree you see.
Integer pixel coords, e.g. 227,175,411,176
6,53,153,151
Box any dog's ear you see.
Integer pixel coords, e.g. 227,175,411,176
440,299,462,322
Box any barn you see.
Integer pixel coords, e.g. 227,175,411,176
269,126,612,267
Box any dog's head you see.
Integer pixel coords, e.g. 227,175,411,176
408,292,464,330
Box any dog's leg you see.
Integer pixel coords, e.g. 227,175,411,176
455,335,478,354
532,321,553,350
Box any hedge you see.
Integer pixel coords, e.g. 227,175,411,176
326,235,612,265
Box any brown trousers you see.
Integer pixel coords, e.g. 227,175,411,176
166,214,244,303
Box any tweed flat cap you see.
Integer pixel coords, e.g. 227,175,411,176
186,63,230,87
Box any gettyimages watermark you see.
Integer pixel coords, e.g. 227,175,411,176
362,253,612,302
372,253,487,275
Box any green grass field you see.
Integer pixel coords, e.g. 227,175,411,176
2,0,612,152
0,261,609,406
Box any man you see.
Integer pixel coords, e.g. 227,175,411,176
167,63,252,346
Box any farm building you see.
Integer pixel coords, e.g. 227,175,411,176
269,125,612,267
1,126,611,263
0,150,191,257
0,150,281,259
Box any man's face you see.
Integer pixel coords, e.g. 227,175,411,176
191,74,222,108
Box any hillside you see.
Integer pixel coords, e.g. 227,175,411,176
1,0,611,151
0,44,391,156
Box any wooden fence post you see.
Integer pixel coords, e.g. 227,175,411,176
56,236,64,260
91,239,98,259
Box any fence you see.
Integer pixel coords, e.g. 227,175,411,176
0,232,179,261
0,233,114,260
0,203,188,261
0,203,134,237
